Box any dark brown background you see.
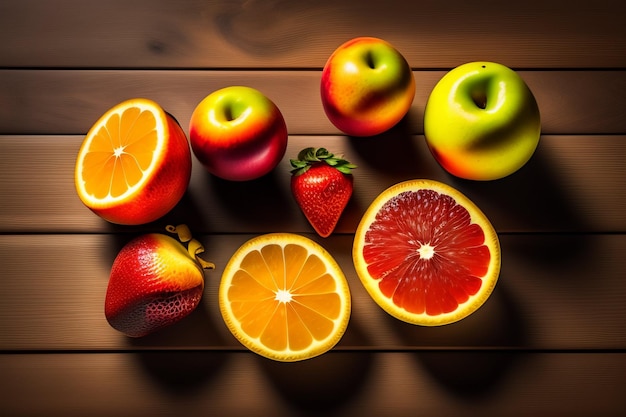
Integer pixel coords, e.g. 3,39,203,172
1,0,625,415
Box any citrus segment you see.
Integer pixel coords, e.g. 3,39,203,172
75,98,191,225
353,180,500,326
219,233,351,362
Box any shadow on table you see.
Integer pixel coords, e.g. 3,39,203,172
257,350,374,415
416,350,522,401
347,113,435,178
446,137,595,235
257,316,374,415
389,276,527,400
127,299,231,396
205,167,297,233
132,349,229,397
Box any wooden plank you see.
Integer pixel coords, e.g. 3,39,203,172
1,135,625,234
1,0,625,69
1,352,625,416
1,233,625,351
2,2,624,416
1,70,625,135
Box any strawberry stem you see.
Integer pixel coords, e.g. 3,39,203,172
290,147,357,176
166,224,215,270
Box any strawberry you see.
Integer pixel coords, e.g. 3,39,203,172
105,224,215,337
290,147,356,237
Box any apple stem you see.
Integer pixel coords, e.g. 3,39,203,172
472,91,487,109
365,50,376,69
224,105,236,122
166,224,216,270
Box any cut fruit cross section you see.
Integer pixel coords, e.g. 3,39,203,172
353,179,501,326
219,233,351,361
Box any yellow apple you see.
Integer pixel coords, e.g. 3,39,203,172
424,62,541,180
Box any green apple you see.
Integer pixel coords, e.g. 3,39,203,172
321,37,415,137
189,86,288,181
424,62,541,180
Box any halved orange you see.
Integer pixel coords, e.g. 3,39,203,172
219,233,351,362
75,98,191,225
353,179,500,326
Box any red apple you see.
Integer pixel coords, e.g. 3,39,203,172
321,37,416,137
189,86,288,181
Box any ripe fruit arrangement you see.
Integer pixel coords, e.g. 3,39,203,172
74,36,541,360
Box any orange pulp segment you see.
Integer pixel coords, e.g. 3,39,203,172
75,98,191,225
219,233,351,362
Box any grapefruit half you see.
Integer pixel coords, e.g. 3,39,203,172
353,179,500,325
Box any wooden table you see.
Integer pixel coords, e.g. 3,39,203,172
1,1,625,415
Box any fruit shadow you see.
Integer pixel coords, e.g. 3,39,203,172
443,139,596,286
127,298,231,396
386,275,528,400
117,160,297,236
255,350,375,414
346,113,433,178
448,138,593,236
132,350,229,397
100,196,209,277
202,168,298,233
100,185,212,264
100,225,225,393
159,187,215,235
100,224,230,395
256,308,376,416
415,350,523,402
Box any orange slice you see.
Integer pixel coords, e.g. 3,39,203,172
219,233,351,362
74,98,191,225
353,179,501,326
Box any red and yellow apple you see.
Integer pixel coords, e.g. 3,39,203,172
321,37,416,137
424,62,541,181
189,86,288,181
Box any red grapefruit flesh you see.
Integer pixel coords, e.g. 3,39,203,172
353,179,501,325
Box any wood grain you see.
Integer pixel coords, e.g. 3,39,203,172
1,0,625,414
1,135,625,234
1,233,625,351
1,70,625,135
1,352,625,417
1,0,625,69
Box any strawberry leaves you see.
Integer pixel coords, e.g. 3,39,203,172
290,147,357,176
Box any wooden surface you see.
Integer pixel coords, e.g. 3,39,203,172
1,1,625,416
